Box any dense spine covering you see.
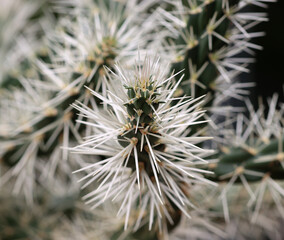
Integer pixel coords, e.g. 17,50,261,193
0,0,283,239
71,56,215,234
211,95,284,222
0,0,161,201
159,0,269,112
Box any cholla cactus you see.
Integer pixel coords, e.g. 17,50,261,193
0,0,283,239
0,175,80,240
46,0,163,92
212,95,284,223
158,0,270,114
0,0,161,201
71,56,216,232
0,0,41,86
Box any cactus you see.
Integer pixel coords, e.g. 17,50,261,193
169,0,265,96
157,0,269,134
155,0,284,228
70,56,216,234
0,0,42,87
0,179,80,240
0,0,161,200
0,0,284,239
208,95,284,222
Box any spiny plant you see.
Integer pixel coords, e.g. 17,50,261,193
154,0,284,233
0,181,79,240
0,0,283,239
70,56,216,236
0,0,44,87
210,95,284,223
0,0,162,202
159,0,270,116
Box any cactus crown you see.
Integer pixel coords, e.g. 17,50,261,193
117,62,165,176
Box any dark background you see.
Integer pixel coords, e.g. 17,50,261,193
253,0,284,105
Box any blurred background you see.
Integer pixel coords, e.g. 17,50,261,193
254,0,284,104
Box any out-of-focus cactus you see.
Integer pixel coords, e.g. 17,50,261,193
0,179,79,240
158,0,269,122
0,0,161,201
0,0,283,239
155,1,284,232
208,95,284,222
0,0,45,87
